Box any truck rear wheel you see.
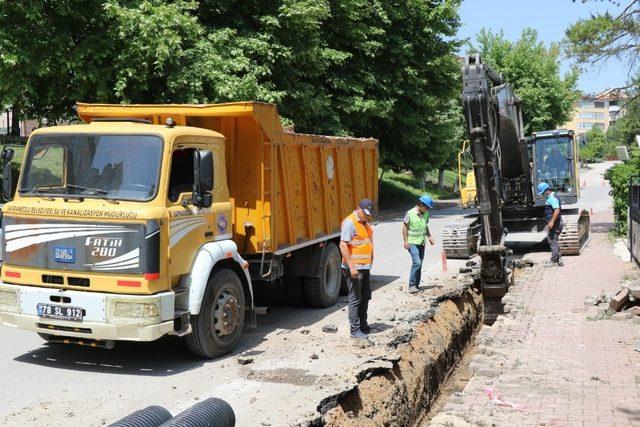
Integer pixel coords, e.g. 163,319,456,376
186,268,245,359
304,242,341,308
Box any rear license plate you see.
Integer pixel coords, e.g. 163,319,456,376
37,303,83,321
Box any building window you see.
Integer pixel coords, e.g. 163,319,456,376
593,122,605,129
594,101,605,108
579,101,595,108
578,123,594,130
580,112,606,119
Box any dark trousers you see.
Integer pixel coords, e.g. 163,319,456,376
407,244,425,287
343,269,371,334
548,226,563,262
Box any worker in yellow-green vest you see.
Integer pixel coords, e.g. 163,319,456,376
402,195,435,293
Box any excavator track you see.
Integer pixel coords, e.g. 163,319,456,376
559,209,591,255
443,216,481,259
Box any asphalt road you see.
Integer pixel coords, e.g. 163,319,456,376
0,162,617,426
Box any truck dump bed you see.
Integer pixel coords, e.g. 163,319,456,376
76,102,378,255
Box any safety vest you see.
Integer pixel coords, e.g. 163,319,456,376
407,207,429,245
345,212,374,268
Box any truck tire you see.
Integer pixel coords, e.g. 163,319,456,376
304,242,341,308
283,275,305,306
186,268,245,359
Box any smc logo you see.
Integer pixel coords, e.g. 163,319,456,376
54,246,76,263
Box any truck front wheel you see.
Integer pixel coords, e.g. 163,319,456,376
304,242,341,308
186,268,245,359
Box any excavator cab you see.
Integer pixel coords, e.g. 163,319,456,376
530,129,579,206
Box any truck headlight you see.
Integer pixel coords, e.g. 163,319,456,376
106,297,161,326
115,302,159,318
0,287,19,313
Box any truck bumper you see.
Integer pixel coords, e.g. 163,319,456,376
0,283,175,342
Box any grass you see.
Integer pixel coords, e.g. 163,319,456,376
379,170,458,210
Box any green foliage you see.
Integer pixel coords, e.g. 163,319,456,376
607,97,640,149
580,126,612,162
468,28,580,134
605,152,640,235
379,170,455,209
0,0,463,174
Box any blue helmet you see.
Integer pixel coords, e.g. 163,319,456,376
537,182,550,196
419,194,434,209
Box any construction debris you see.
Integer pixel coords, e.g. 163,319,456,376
609,289,629,312
588,280,640,318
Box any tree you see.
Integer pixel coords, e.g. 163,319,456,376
468,28,580,134
0,0,463,175
607,96,640,147
565,1,640,93
580,126,608,161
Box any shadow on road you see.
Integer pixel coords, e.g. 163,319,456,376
12,273,400,376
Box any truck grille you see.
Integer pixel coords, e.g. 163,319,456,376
42,275,63,285
67,277,90,287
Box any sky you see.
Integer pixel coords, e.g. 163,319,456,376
457,0,628,94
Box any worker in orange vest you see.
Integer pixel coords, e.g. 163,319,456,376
339,199,374,340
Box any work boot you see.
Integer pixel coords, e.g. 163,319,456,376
350,330,368,340
360,324,371,334
544,260,558,268
408,285,420,294
557,258,564,267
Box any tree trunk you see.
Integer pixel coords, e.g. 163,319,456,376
10,107,20,136
378,169,386,206
437,168,445,189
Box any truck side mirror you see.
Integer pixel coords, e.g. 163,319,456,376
1,147,14,201
192,150,213,208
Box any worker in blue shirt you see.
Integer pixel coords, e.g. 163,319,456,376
537,182,564,266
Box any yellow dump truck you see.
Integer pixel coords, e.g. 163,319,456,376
0,102,378,358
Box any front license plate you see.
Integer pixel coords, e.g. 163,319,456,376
37,303,84,321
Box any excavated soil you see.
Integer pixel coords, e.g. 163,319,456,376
306,286,483,426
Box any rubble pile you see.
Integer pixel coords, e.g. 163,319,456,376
585,279,640,321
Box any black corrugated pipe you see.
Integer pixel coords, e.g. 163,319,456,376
109,406,173,427
160,398,235,427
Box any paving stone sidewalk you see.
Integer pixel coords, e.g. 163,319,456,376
430,209,640,427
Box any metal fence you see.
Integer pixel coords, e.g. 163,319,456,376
629,176,640,265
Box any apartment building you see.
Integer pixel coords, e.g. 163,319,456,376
562,88,627,144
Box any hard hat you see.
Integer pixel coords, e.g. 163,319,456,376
419,194,434,209
537,182,550,196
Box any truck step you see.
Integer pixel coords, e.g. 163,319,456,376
173,286,188,297
171,310,192,337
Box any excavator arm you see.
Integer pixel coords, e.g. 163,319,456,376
461,54,524,295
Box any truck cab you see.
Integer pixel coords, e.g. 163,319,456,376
0,119,252,358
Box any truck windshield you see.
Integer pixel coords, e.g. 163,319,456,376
535,136,573,192
19,134,163,202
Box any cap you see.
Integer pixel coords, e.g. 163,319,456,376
358,198,374,216
537,182,550,196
